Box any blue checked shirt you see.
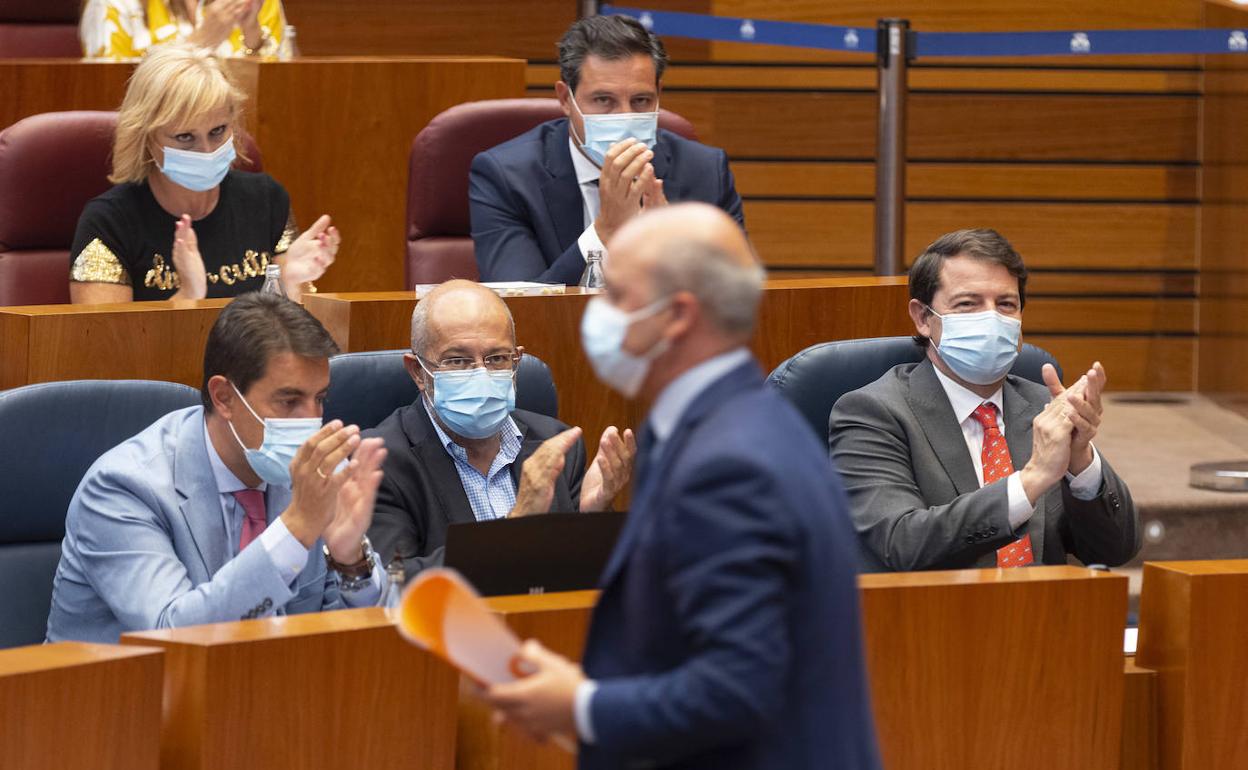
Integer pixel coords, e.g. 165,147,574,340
423,401,523,521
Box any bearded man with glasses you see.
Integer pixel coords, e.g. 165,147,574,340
364,280,636,580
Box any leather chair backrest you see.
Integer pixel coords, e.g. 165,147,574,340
0,0,80,58
324,349,560,430
0,111,263,305
0,378,201,648
767,336,1064,442
406,98,697,286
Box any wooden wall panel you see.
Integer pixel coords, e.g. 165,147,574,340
731,161,1199,202
1199,3,1248,397
655,91,1197,162
1028,336,1195,391
743,201,1197,271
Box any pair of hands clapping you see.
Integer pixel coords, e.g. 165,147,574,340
593,138,668,245
192,0,265,50
279,420,387,564
1019,362,1106,504
172,213,339,302
512,425,637,518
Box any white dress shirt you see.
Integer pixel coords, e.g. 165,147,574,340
930,366,1103,532
569,137,608,263
204,425,382,607
573,346,754,745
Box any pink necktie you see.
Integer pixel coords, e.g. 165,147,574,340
234,489,267,551
970,404,1034,568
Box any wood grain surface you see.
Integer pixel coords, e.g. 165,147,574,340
0,642,164,770
122,608,458,770
1136,560,1248,770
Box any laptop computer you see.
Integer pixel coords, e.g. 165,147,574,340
444,511,627,597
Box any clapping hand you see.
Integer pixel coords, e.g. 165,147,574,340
281,215,340,298
579,426,636,512
171,214,207,300
512,428,582,518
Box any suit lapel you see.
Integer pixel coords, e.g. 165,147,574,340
541,120,586,252
404,404,478,526
1003,377,1046,557
905,360,981,497
652,130,673,191
172,411,230,577
598,362,763,590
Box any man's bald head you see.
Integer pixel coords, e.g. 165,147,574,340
608,203,764,338
410,279,516,359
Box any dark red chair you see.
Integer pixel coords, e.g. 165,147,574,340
0,0,82,58
406,98,697,286
0,111,262,306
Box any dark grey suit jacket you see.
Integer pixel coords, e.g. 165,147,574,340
365,403,586,580
828,359,1140,572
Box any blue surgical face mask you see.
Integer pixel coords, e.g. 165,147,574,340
160,136,236,192
928,306,1022,386
227,383,322,487
419,360,516,440
581,295,671,398
570,97,659,166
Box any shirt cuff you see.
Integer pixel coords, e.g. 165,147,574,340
577,224,607,263
1006,472,1037,532
574,679,599,745
1065,445,1104,501
340,553,385,607
258,517,309,586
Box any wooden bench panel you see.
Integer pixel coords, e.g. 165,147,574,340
732,161,1199,201
742,200,1197,270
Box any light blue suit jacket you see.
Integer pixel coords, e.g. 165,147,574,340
46,406,346,643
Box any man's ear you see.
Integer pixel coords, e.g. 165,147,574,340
909,299,935,344
207,375,236,420
664,291,698,342
555,81,573,117
404,353,428,394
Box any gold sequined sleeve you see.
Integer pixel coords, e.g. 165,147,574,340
275,211,297,254
70,238,132,285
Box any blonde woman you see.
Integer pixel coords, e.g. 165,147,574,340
70,43,336,303
80,0,292,61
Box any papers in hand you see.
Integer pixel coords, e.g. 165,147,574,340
396,568,523,685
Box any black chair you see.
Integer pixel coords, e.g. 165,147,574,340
767,335,1063,442
0,379,200,648
324,350,559,430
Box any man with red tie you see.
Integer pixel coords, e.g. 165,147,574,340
46,293,387,643
829,228,1140,571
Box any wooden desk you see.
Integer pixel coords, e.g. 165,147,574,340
1136,560,1248,770
0,57,526,294
0,641,164,770
458,592,597,770
457,566,1128,770
121,608,458,770
0,298,228,389
305,277,912,452
859,566,1128,769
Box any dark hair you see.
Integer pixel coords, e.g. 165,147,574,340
201,293,340,412
558,14,668,94
908,228,1028,347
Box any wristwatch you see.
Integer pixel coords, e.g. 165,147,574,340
323,535,376,592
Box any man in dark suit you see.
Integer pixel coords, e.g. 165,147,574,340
468,14,744,285
365,280,634,579
829,228,1140,572
483,204,881,770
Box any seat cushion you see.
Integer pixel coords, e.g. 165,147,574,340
0,249,72,305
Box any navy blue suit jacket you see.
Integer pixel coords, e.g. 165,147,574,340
468,118,745,284
579,362,881,770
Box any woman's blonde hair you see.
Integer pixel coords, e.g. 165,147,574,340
111,43,247,184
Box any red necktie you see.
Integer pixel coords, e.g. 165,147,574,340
970,404,1033,568
234,489,267,551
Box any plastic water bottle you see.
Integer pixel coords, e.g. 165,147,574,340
260,263,286,297
381,556,405,620
578,250,605,289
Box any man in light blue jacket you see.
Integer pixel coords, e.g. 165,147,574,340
46,293,388,643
